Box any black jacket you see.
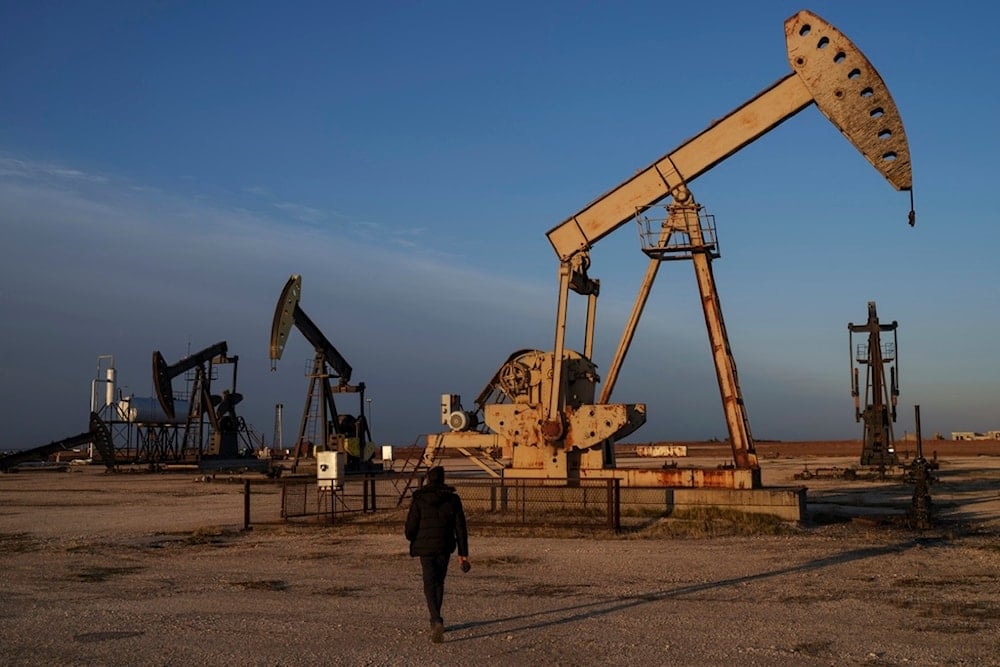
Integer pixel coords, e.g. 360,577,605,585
405,483,469,558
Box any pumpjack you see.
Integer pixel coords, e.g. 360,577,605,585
849,301,899,471
422,10,915,489
269,274,373,470
152,341,250,461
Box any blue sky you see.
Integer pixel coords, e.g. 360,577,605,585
1,1,998,450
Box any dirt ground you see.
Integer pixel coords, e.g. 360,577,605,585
2,441,999,666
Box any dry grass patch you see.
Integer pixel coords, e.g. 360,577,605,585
230,579,289,591
0,531,42,554
626,507,798,538
899,599,1000,622
790,640,834,657
74,631,145,643
74,565,145,582
145,526,244,549
312,584,367,597
475,554,536,567
513,582,586,598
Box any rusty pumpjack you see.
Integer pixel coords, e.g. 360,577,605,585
849,301,900,471
269,274,373,471
424,10,914,489
152,341,252,461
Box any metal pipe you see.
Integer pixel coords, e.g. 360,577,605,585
915,404,923,459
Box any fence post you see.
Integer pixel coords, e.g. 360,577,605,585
243,480,252,531
366,476,377,513
606,479,613,531
520,480,526,525
607,478,621,532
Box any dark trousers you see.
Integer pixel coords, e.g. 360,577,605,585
420,553,450,625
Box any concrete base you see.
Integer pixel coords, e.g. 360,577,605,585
567,466,762,489
491,473,807,522
503,466,801,520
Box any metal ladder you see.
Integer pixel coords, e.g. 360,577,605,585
393,433,446,506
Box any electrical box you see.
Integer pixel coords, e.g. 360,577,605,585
317,450,345,489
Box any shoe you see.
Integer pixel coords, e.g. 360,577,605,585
431,622,444,644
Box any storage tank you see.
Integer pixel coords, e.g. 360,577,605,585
116,396,190,424
103,366,116,408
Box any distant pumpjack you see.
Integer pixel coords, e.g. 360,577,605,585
152,341,244,459
849,301,899,471
269,274,371,469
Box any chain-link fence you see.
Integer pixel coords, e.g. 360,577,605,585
268,475,623,531
240,474,800,533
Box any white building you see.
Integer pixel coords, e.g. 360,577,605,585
951,431,1000,441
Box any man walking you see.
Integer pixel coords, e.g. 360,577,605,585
405,466,470,643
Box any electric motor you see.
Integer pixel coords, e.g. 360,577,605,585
447,410,479,432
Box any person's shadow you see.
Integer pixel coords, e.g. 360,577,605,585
446,537,935,641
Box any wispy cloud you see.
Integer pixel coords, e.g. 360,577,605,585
0,154,109,183
246,183,428,249
271,201,328,224
242,185,273,197
41,167,109,183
